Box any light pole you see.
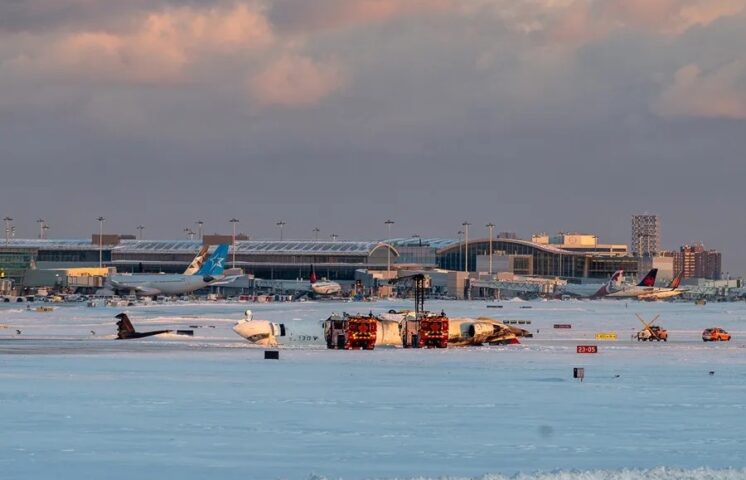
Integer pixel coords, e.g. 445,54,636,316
313,227,320,241
184,228,195,240
486,222,495,276
37,218,46,239
276,221,286,241
3,217,12,245
196,220,204,240
230,218,239,269
385,219,395,277
462,222,471,272
137,225,144,240
96,216,105,268
457,230,463,271
330,233,338,241
42,224,49,239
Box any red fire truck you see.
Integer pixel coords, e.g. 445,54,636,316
401,315,449,348
324,314,378,350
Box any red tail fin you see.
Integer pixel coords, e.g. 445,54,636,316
309,265,318,284
638,269,657,287
668,271,682,289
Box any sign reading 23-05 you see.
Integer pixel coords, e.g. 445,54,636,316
576,345,598,354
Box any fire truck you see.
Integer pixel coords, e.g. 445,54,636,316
401,314,449,348
390,274,450,349
324,313,377,350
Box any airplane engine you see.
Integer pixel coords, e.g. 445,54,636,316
467,322,495,343
233,320,286,346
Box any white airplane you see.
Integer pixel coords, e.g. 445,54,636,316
605,269,660,299
636,272,685,300
309,265,342,296
108,244,229,297
556,270,624,299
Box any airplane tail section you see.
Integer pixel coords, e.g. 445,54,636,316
590,270,623,299
310,264,318,284
197,244,229,276
115,313,136,339
184,246,210,275
637,268,658,287
668,271,683,289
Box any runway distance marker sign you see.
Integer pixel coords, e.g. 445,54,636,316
576,345,598,354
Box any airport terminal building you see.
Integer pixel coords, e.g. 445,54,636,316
0,238,398,285
1,236,638,291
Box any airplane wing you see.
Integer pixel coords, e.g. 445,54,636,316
133,286,161,296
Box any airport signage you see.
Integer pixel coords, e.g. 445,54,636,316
595,332,617,340
576,345,598,354
554,324,572,329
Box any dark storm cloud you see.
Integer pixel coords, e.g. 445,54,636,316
1,1,745,272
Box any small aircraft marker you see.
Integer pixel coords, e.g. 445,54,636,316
573,367,585,382
264,350,280,360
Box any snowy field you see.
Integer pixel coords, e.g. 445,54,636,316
2,299,746,480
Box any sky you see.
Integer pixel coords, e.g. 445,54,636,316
1,1,745,273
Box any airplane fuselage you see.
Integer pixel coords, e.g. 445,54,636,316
109,274,215,296
311,281,342,296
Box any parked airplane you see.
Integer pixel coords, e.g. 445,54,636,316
605,269,661,299
556,270,624,299
636,272,686,300
108,244,229,297
309,265,342,296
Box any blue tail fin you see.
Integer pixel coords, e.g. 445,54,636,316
197,244,229,276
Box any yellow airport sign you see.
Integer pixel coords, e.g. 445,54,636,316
595,332,618,341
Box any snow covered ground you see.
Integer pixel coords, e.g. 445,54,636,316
2,299,746,479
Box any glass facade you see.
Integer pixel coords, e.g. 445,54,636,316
438,239,639,279
0,252,34,282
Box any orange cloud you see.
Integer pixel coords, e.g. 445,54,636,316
16,3,275,84
248,55,346,106
653,62,746,119
545,0,746,46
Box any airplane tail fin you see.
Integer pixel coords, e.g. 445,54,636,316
637,268,658,287
197,244,229,276
310,264,318,284
115,313,136,338
590,270,624,299
668,271,683,289
184,246,210,275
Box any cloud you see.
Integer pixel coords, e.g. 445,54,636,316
653,61,746,119
270,0,453,32
4,3,275,85
248,55,346,106
543,0,746,46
